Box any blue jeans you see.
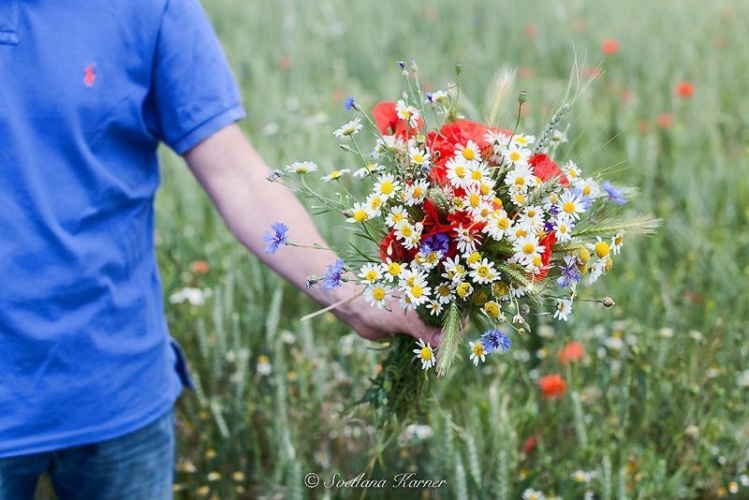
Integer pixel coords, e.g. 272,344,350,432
0,409,175,500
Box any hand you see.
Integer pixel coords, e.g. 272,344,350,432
335,295,442,346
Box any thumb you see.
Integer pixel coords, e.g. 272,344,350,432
420,325,443,347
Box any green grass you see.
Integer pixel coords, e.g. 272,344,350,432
155,0,749,498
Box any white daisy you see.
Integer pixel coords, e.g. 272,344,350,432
395,99,421,128
413,339,436,370
611,233,624,255
504,164,536,192
385,206,409,228
502,145,531,166
469,258,499,284
562,160,581,180
358,263,383,284
345,202,371,224
333,118,362,138
285,161,318,174
426,300,444,316
442,257,466,283
455,225,482,254
483,209,513,241
556,190,586,220
363,285,393,310
469,341,486,365
321,168,351,182
455,140,482,162
409,147,430,167
553,217,574,243
353,163,384,178
445,156,473,189
403,180,429,207
373,173,401,200
554,298,573,321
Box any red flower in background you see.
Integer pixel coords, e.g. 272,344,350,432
656,113,674,128
601,38,620,56
559,341,585,365
373,101,423,139
539,374,566,399
534,232,556,281
676,81,694,98
523,436,539,454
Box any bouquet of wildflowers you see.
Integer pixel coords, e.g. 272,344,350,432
265,62,658,416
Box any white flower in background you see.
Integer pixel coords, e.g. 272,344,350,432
395,99,421,127
562,160,581,180
505,163,536,192
169,287,212,306
285,161,318,174
553,217,574,243
469,258,499,284
333,118,363,138
469,341,486,365
426,300,444,316
455,139,482,162
736,370,749,388
445,156,472,189
403,424,434,440
502,145,531,167
549,129,568,145
403,180,429,206
358,263,383,284
256,355,272,376
353,163,385,178
557,190,586,220
484,209,512,241
385,205,408,228
409,147,430,167
511,134,535,147
522,488,546,500
345,202,371,224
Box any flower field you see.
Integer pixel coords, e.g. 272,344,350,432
154,0,749,498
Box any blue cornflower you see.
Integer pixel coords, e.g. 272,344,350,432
557,254,581,288
322,259,346,290
480,329,512,354
421,233,450,256
263,222,289,254
425,92,434,103
397,61,406,71
344,97,356,111
602,181,627,205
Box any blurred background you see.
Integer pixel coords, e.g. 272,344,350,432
154,0,748,498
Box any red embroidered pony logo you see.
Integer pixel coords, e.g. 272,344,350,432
84,64,96,87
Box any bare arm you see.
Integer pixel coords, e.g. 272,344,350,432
182,124,441,345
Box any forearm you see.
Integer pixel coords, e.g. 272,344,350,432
183,124,358,309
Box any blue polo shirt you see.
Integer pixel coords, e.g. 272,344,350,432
0,0,245,457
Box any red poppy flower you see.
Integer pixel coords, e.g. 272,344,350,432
523,436,539,454
427,120,511,168
378,229,417,263
539,374,566,400
559,341,585,365
533,231,556,281
529,154,568,185
372,101,423,139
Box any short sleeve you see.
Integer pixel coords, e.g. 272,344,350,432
150,0,246,155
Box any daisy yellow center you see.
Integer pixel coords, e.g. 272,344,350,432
354,210,368,222
563,201,576,214
497,218,510,230
413,153,424,163
462,148,475,161
514,176,525,186
388,262,401,276
514,193,525,204
455,265,465,274
406,276,416,287
583,186,591,196
522,243,535,255
558,302,566,312
454,166,466,178
483,302,499,317
420,347,433,360
516,137,527,145
472,343,485,357
401,225,413,237
532,254,542,267
559,225,568,234
295,167,309,173
605,258,613,271
438,285,451,297
412,187,423,198
493,281,509,296
258,355,270,364
411,285,423,298
480,184,491,196
477,266,490,278
365,270,378,281
569,170,578,178
469,194,481,207
453,198,465,209
426,253,439,264
331,171,342,178
391,213,403,223
527,209,536,217
577,247,591,264
467,252,481,265
510,151,521,162
594,241,611,258
480,207,491,218
550,194,559,203
380,181,394,195
615,234,624,246
471,170,483,180
457,283,472,297
372,288,386,301
370,198,382,210
516,229,528,238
